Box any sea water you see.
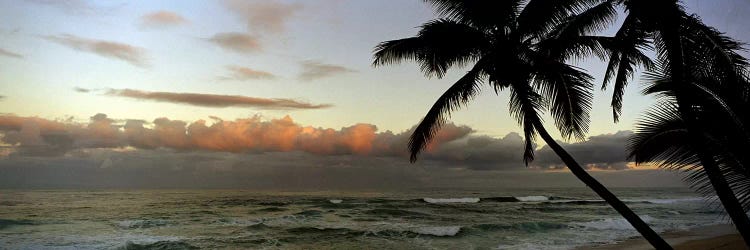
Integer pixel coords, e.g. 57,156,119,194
0,188,726,249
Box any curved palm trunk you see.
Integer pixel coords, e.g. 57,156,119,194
534,121,672,249
660,7,750,246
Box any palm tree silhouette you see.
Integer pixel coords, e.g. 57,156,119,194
602,0,750,245
372,0,669,248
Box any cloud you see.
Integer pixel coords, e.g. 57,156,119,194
73,87,90,93
25,0,123,15
43,34,148,67
140,11,188,28
0,113,643,172
532,131,634,170
208,32,261,53
222,0,303,34
298,60,356,81
25,0,94,14
0,114,471,158
0,48,23,59
102,88,330,110
220,66,276,81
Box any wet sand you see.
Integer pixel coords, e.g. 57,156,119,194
582,224,747,249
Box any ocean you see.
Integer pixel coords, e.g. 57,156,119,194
0,188,725,249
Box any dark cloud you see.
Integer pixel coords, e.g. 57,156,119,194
0,48,23,59
220,66,276,81
298,60,356,81
0,113,641,172
532,131,634,170
0,114,685,189
208,32,262,53
0,148,685,189
222,0,303,34
43,34,148,67
101,88,330,110
140,11,188,28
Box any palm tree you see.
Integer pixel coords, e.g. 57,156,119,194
601,0,750,245
372,0,670,248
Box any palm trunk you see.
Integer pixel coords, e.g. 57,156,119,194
533,120,672,249
660,6,750,246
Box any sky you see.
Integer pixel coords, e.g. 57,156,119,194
0,0,748,189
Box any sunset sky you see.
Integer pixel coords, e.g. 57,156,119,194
1,0,748,189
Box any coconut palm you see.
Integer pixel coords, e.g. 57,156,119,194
372,0,670,248
601,0,750,245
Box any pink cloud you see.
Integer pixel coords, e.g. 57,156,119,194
0,114,472,157
140,11,188,28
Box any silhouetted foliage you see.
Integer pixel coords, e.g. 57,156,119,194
372,0,670,248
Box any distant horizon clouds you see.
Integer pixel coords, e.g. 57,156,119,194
0,112,637,171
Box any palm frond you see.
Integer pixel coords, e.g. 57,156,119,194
507,81,546,164
533,62,593,140
408,60,487,162
373,19,488,78
518,0,605,39
602,14,654,122
423,0,522,29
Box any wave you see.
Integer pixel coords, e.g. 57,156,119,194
119,240,197,250
294,210,323,217
472,221,567,233
409,226,461,237
516,196,550,202
0,219,36,229
364,208,433,218
256,207,286,212
480,197,520,202
575,215,655,231
329,199,343,204
115,219,171,229
639,197,704,204
423,198,480,204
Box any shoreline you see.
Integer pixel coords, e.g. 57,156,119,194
582,224,746,249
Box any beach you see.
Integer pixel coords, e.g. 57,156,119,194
585,224,746,249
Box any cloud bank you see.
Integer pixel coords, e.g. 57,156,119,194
0,113,684,189
0,114,467,157
0,113,639,171
44,34,148,67
98,88,331,110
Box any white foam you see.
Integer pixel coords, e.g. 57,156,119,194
329,199,343,204
423,198,480,204
410,226,461,236
516,196,549,202
576,215,655,231
642,197,703,204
